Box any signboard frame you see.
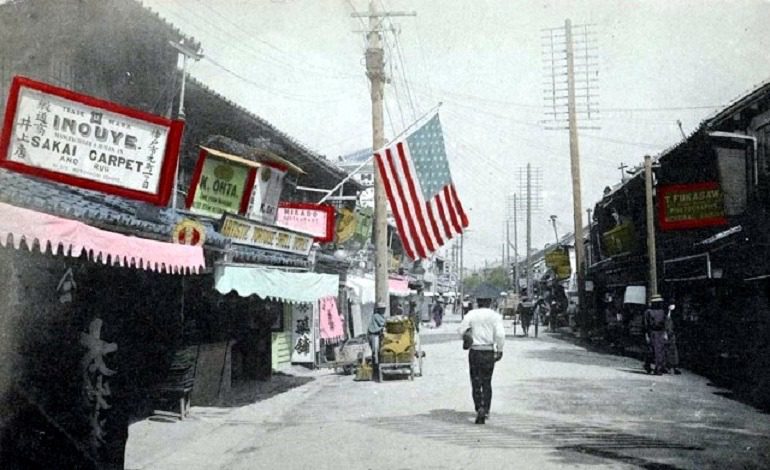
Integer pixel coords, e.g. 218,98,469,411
0,76,184,206
276,202,335,243
658,181,728,231
219,212,314,256
185,148,256,216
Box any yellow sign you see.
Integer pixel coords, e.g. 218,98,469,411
544,247,571,280
219,213,313,256
172,219,206,246
336,207,357,244
602,221,637,257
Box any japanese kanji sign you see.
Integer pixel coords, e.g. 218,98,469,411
290,303,316,364
0,76,183,205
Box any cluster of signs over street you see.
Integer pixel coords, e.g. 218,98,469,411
0,76,335,254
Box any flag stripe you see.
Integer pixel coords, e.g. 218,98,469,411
374,152,416,260
450,184,470,227
443,186,463,233
425,200,445,246
434,191,453,239
396,142,436,253
385,147,427,258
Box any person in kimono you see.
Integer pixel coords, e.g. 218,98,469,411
665,303,682,375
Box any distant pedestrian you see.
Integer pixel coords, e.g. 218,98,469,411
457,296,505,424
368,306,386,369
432,301,444,328
665,303,681,375
643,295,667,375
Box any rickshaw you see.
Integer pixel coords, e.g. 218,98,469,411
378,315,421,381
517,299,535,337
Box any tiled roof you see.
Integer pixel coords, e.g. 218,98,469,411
0,170,309,268
186,76,363,192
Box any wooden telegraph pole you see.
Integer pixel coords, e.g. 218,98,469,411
644,155,658,300
565,19,587,334
352,2,415,314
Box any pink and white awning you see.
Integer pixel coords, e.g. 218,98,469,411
0,202,205,274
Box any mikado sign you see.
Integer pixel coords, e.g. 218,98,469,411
0,76,184,205
276,202,335,243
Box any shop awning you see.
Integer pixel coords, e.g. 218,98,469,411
346,275,412,302
214,265,339,303
389,277,411,297
346,275,376,305
0,202,205,274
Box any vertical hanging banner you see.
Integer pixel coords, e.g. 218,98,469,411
0,76,184,206
246,164,286,224
290,302,316,364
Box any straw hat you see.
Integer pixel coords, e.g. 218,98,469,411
650,294,664,302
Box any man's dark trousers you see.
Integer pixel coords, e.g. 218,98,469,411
469,349,496,413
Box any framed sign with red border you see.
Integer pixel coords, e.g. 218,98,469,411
276,202,335,243
658,181,728,231
0,76,184,206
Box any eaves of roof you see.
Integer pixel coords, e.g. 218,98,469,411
0,170,309,269
186,76,363,192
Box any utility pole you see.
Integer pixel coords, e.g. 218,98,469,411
565,18,586,335
526,163,532,298
505,219,510,288
586,208,593,267
352,2,415,314
512,194,519,295
168,40,203,209
644,155,658,300
543,19,597,335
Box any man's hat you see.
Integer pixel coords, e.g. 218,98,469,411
650,294,664,302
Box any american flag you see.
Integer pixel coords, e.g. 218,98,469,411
373,114,469,260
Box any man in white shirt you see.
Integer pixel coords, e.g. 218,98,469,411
457,296,505,424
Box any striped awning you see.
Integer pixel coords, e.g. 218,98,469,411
0,201,205,274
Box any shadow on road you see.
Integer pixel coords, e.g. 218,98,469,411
364,409,701,468
523,346,626,368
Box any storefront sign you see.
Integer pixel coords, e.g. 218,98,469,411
290,303,316,364
602,221,637,257
172,218,207,246
219,213,313,256
544,247,571,280
276,202,335,243
186,149,253,217
0,76,183,205
335,207,357,244
659,182,727,231
246,165,286,224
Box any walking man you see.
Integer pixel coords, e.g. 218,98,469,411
432,300,444,328
643,295,667,375
457,295,505,424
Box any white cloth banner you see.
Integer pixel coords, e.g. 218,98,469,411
290,302,317,364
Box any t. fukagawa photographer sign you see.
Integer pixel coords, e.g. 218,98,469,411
0,76,184,205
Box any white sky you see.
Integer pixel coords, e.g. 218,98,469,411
141,0,770,268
